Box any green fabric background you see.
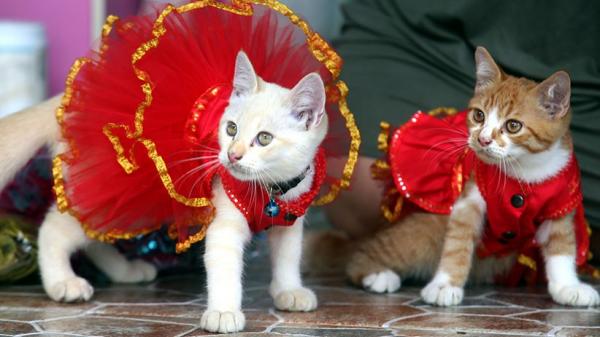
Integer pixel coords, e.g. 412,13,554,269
335,0,600,227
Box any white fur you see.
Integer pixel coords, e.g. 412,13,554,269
199,51,324,333
539,216,599,307
478,107,500,142
219,53,327,184
200,178,252,333
38,205,158,302
545,255,600,306
421,271,464,306
38,207,94,302
362,269,401,293
506,140,570,183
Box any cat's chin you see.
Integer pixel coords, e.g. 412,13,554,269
225,165,255,181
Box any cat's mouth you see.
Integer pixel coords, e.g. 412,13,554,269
473,147,513,166
469,141,510,164
224,162,259,181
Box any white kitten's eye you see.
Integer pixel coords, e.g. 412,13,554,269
256,132,273,146
226,121,237,137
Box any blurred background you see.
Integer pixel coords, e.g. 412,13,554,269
0,0,345,118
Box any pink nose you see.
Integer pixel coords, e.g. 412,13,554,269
478,136,492,147
228,151,243,163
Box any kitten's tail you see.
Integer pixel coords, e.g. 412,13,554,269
302,229,355,277
0,95,61,190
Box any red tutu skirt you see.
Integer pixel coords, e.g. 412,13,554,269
53,0,360,252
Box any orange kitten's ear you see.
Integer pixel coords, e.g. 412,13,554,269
536,71,571,119
289,73,326,129
233,50,258,96
474,47,502,92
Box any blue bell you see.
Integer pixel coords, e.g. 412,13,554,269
264,198,280,217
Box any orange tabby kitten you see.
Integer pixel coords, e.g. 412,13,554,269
346,47,599,307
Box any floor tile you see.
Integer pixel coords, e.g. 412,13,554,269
37,316,194,337
389,313,553,335
0,320,36,335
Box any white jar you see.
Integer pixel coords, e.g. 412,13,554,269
0,21,47,118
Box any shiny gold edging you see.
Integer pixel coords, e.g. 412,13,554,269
57,0,360,250
101,0,357,208
517,254,537,271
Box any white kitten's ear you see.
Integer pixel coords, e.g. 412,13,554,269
536,71,571,119
474,46,502,92
289,73,326,129
233,51,258,96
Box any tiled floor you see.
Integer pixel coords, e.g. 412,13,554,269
1,250,599,337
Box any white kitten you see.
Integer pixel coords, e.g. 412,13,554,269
0,51,327,334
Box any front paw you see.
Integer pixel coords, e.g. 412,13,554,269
45,276,94,302
549,282,600,307
362,269,402,293
273,287,318,312
421,281,463,307
200,309,245,333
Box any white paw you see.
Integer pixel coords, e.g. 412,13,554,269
200,309,245,333
549,282,600,307
46,277,94,302
273,287,318,312
111,259,157,283
362,269,401,293
421,281,464,307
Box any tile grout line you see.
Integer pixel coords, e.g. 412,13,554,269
264,307,285,333
381,312,431,329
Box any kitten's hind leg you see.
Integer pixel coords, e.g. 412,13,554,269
346,213,446,294
38,206,93,302
269,216,317,312
347,242,400,294
85,242,157,284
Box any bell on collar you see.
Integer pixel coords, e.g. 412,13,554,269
264,198,280,217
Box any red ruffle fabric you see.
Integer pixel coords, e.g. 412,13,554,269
56,2,348,251
384,110,589,284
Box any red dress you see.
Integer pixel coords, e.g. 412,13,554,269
374,110,590,285
52,1,360,253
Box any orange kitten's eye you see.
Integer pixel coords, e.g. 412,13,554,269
505,119,523,133
472,109,485,123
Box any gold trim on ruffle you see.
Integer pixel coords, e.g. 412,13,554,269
377,121,390,152
313,81,360,206
175,225,209,253
517,254,537,271
373,108,465,223
54,0,360,251
381,188,403,223
428,107,458,117
53,156,158,242
104,0,357,207
55,57,90,163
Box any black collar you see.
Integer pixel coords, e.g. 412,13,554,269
269,166,310,196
